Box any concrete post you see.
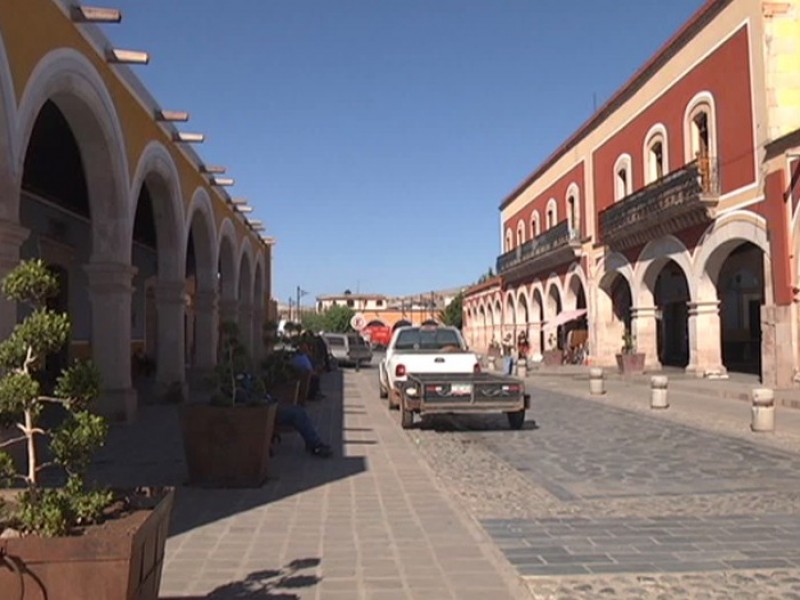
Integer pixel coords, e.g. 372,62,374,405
517,357,528,378
650,375,669,409
589,367,605,395
751,388,775,432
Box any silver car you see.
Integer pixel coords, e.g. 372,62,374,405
323,333,373,369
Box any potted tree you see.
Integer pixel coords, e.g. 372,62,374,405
0,259,173,600
616,330,646,375
542,332,563,366
178,321,277,488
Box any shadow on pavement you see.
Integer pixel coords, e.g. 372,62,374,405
418,413,539,433
160,557,321,600
88,370,366,538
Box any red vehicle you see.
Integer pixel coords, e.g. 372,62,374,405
362,321,392,349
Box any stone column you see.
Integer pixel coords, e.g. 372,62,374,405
193,289,218,370
686,300,727,378
154,280,187,390
84,262,138,422
0,220,29,339
251,304,265,364
529,322,543,354
239,303,254,358
219,297,238,328
631,305,661,369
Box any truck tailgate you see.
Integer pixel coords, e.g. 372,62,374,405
393,352,477,375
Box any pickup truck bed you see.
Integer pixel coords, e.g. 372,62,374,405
398,372,529,430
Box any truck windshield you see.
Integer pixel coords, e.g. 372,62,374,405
394,328,462,351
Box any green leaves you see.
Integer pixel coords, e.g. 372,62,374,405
439,292,464,329
55,361,101,409
0,309,70,371
0,371,40,415
50,411,108,477
0,451,15,486
1,259,58,308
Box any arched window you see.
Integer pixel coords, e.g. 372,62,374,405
504,228,513,252
546,199,557,229
683,92,718,192
516,220,525,246
613,154,632,201
644,124,669,184
565,183,580,235
530,210,541,238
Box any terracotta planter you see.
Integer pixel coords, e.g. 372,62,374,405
0,487,174,600
179,403,277,488
542,350,563,366
616,352,646,375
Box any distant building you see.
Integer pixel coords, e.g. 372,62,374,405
316,286,467,329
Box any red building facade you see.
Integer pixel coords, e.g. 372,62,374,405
464,0,800,388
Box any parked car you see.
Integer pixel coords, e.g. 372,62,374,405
323,332,373,369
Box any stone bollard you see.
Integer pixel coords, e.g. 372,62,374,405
650,375,669,409
517,358,528,378
751,388,775,432
589,367,605,395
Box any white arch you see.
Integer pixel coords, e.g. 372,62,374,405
544,273,564,308
613,153,633,201
217,218,239,301
0,29,17,198
565,182,581,233
516,219,526,245
564,262,588,310
530,210,541,238
253,250,266,302
129,141,186,281
546,198,558,228
597,251,635,291
504,290,516,325
633,235,695,304
238,236,256,304
643,122,670,184
530,281,545,320
683,90,718,162
185,187,219,290
694,211,770,301
504,227,513,251
15,48,130,261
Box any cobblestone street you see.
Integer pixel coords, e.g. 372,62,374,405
393,369,800,599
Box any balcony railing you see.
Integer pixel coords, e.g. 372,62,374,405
600,157,720,250
496,220,581,277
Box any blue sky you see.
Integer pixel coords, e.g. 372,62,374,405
103,0,704,305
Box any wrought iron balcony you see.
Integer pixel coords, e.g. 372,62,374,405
496,220,582,280
599,157,720,250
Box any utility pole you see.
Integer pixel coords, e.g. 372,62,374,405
288,297,294,322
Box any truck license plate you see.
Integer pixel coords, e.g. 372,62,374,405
450,383,472,396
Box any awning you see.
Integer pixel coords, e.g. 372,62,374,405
543,308,587,332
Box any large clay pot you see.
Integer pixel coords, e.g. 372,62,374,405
616,352,646,376
0,487,174,600
179,403,277,488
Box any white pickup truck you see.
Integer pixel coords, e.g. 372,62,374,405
378,325,480,409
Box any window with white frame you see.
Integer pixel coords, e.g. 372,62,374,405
546,199,557,229
516,220,525,246
644,124,669,184
614,154,632,201
684,95,717,193
531,210,541,238
565,184,580,235
505,228,513,252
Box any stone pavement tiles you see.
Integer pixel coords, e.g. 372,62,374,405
391,378,800,598
88,368,529,600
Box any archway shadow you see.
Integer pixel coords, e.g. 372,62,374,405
87,369,366,537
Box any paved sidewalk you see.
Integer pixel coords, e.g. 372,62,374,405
90,369,530,600
520,366,800,454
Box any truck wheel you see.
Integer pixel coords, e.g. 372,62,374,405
507,410,526,430
379,382,388,399
400,405,413,429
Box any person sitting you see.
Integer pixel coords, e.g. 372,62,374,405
291,345,324,400
234,373,332,458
